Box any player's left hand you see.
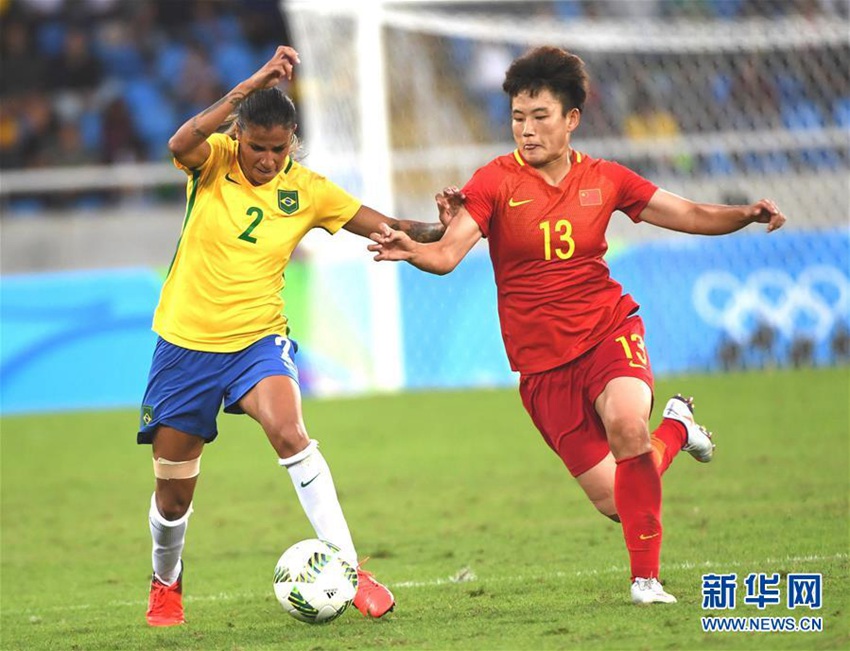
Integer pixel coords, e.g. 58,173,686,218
436,186,466,228
749,198,786,233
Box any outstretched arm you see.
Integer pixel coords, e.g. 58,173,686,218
638,189,786,235
367,206,483,275
167,45,300,169
342,185,465,243
343,205,446,243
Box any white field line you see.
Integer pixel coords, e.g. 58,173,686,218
393,552,849,588
5,552,846,617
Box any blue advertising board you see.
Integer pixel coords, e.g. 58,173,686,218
1,229,847,415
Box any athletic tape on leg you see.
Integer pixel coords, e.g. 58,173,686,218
153,456,201,480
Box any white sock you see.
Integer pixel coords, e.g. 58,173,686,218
149,492,191,585
279,440,357,565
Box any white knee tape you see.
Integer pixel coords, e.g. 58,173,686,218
277,440,318,467
153,455,201,480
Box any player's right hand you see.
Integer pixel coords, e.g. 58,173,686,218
368,223,415,261
247,45,300,90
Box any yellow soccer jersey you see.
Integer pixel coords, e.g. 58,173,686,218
153,133,361,352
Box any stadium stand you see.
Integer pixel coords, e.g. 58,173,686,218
2,0,847,214
0,0,290,211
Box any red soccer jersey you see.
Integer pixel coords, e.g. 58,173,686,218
463,149,658,374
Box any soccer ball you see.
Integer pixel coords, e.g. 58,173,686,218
273,539,359,624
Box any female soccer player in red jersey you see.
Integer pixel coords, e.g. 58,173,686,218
140,46,451,626
369,46,786,604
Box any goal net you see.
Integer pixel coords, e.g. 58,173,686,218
287,0,849,231
285,0,849,390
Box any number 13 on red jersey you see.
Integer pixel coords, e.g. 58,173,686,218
538,219,576,261
616,334,648,369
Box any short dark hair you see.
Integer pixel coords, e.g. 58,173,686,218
502,46,589,114
236,87,297,131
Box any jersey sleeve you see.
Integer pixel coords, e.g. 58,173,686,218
308,174,362,234
172,133,233,186
608,161,658,223
461,164,499,238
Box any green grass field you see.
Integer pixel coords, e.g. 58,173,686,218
1,367,848,650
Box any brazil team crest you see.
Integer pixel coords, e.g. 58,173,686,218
278,190,299,215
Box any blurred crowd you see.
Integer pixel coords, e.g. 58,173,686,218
0,0,847,213
0,0,289,209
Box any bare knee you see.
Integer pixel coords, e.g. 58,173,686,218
151,428,202,520
595,376,653,460
266,421,310,459
155,479,196,520
606,416,651,460
158,499,191,521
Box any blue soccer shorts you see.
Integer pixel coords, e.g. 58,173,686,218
137,334,299,444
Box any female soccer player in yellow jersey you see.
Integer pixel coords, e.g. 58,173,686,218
139,45,446,626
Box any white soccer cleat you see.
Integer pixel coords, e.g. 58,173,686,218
662,395,715,463
631,577,678,604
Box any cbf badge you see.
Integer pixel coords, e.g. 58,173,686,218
278,190,299,215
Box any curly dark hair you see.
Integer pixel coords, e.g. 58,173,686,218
503,46,589,114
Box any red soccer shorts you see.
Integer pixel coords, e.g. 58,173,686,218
518,315,655,477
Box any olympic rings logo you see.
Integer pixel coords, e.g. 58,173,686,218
692,265,850,343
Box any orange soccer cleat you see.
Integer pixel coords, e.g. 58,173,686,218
146,568,185,626
353,567,395,618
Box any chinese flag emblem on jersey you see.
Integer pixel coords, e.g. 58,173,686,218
579,188,602,206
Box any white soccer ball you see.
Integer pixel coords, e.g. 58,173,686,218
273,539,359,624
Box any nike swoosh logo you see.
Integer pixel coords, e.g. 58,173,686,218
663,407,693,423
639,533,660,540
300,474,321,488
225,173,240,185
508,197,534,207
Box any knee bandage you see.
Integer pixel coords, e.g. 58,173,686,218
153,455,202,480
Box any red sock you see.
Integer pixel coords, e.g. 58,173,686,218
614,452,662,581
650,419,687,475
